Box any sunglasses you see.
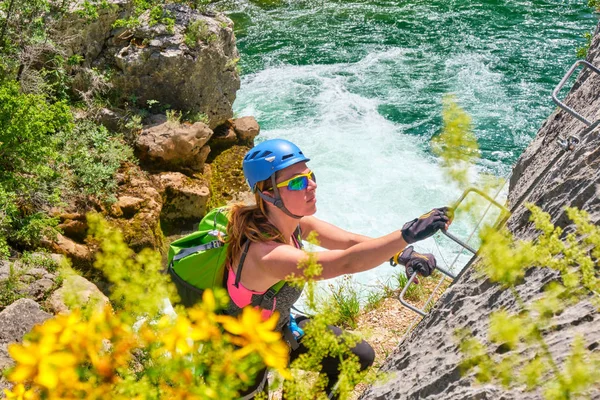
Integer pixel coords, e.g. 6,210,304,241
276,171,316,191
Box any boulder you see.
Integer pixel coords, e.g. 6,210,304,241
158,172,210,222
0,299,52,371
136,116,213,172
1,256,61,308
43,233,92,263
232,116,260,145
46,274,110,314
109,4,240,128
360,22,600,400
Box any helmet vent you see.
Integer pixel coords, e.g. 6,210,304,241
281,154,294,161
247,150,260,160
261,150,273,158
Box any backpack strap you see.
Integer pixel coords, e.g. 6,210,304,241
171,240,225,266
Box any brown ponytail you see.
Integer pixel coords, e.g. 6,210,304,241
225,179,286,266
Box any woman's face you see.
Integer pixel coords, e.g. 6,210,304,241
274,162,317,216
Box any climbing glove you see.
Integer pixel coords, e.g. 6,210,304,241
390,246,437,278
401,207,452,244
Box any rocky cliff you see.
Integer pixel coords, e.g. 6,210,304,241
359,25,600,400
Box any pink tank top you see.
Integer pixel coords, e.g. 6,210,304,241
226,233,301,320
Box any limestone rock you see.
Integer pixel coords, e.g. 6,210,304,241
0,299,52,371
47,274,110,314
109,5,240,128
159,172,210,222
55,0,127,65
43,233,92,263
96,107,124,132
107,165,164,252
1,256,62,308
360,22,600,400
57,219,88,242
115,195,146,218
136,117,213,172
233,116,260,144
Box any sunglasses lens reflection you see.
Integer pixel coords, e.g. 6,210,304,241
288,176,308,190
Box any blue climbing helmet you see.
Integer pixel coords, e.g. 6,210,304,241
243,139,310,192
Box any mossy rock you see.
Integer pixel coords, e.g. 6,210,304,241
207,145,251,209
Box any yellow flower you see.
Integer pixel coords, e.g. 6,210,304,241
8,321,79,390
217,308,290,378
4,383,36,400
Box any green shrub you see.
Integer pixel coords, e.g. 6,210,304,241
0,263,25,309
56,120,134,201
0,80,72,188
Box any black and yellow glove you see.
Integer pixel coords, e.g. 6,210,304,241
390,246,437,278
401,207,453,244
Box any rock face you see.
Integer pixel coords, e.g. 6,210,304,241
136,115,213,172
0,255,62,310
0,299,52,371
360,26,600,400
57,1,240,128
47,274,111,314
108,164,164,252
159,172,211,222
109,4,240,128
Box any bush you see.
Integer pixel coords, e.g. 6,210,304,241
56,120,134,201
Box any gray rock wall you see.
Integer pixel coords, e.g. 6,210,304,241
360,23,600,400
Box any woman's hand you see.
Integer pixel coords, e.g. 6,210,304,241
390,246,437,282
401,207,452,244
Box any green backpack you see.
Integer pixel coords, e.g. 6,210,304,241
166,207,289,308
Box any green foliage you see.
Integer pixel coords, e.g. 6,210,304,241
459,205,600,398
87,213,175,319
148,5,175,33
392,268,425,301
20,251,60,273
184,110,210,124
165,109,181,123
588,0,600,11
576,31,593,58
0,80,72,184
321,275,362,329
185,18,217,48
56,120,134,200
431,96,481,188
0,263,26,309
283,232,376,398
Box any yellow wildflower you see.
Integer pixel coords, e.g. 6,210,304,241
218,307,290,378
4,383,36,400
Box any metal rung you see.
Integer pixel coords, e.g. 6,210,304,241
398,187,510,317
552,60,600,127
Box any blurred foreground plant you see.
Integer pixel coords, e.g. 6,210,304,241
4,214,289,399
458,205,600,399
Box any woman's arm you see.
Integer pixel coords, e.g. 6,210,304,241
257,229,408,284
300,216,371,250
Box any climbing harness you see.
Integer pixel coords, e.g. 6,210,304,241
397,59,600,317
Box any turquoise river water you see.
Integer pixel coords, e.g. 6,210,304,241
226,0,597,290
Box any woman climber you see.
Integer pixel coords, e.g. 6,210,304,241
224,138,452,399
